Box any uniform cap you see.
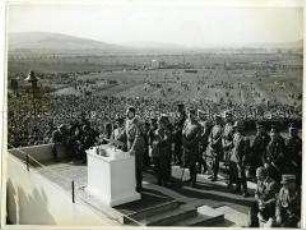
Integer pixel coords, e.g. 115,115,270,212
281,174,296,184
126,106,136,115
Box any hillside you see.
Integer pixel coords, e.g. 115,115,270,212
8,32,126,54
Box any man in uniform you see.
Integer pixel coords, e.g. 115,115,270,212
172,104,187,166
208,114,223,181
285,124,302,186
125,106,145,192
249,167,279,227
222,110,235,187
51,124,67,161
275,174,301,228
182,108,201,187
265,124,285,182
230,120,250,197
148,118,158,167
111,116,127,151
249,121,270,180
151,115,172,186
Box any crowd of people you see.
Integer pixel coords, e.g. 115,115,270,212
38,102,301,228
8,90,301,148
7,77,302,228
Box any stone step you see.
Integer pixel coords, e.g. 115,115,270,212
142,205,197,226
124,200,181,224
176,213,224,226
175,205,224,226
181,185,255,207
215,206,249,227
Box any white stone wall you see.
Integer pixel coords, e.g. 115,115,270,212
6,154,119,226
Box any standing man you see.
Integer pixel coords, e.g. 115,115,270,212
172,104,187,166
265,124,285,182
222,110,235,187
182,109,201,187
148,117,158,167
285,124,302,186
250,121,270,180
125,106,145,192
231,120,250,197
51,124,67,161
111,116,127,151
152,115,172,186
208,114,223,181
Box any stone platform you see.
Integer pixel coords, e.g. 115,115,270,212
33,160,254,227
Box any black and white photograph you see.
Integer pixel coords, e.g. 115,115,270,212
4,0,304,228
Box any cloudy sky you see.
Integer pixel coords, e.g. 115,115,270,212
7,0,303,47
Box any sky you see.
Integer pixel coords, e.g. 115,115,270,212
6,1,303,47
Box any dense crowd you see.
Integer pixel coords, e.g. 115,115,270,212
8,87,302,227
8,90,301,148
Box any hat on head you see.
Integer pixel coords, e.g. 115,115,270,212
126,106,136,115
256,167,267,178
281,174,296,184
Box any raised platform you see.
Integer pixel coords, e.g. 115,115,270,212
30,159,253,227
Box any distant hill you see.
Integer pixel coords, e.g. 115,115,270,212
8,32,127,55
8,32,302,57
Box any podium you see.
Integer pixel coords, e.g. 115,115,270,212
86,144,141,207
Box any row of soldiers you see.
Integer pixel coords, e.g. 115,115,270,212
51,104,301,227
52,104,302,191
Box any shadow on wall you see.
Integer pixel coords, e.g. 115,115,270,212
7,179,56,225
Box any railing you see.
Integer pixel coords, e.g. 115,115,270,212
7,144,144,226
